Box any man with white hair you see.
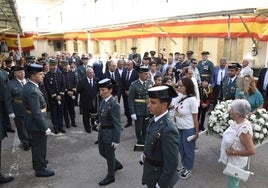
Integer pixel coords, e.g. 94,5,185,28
240,58,253,76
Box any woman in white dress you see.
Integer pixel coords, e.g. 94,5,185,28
219,99,255,188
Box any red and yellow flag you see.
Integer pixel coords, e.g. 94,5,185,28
5,33,34,51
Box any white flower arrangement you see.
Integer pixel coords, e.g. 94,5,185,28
208,100,268,145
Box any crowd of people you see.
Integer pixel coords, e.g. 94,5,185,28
0,46,266,187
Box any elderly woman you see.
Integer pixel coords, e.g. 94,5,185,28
235,75,263,114
173,77,199,179
219,99,255,188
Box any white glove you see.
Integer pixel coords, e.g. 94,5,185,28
140,153,145,164
9,113,15,119
156,183,160,188
111,142,119,149
131,114,137,120
45,128,51,135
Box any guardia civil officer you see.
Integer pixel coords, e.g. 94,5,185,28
128,66,153,145
5,66,30,151
61,60,77,128
44,59,66,134
22,64,54,177
97,78,122,186
141,85,179,188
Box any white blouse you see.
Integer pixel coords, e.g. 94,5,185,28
218,120,253,168
171,93,198,129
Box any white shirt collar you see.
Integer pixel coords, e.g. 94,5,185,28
154,110,168,122
104,95,112,102
29,80,39,87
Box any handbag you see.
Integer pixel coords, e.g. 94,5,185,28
222,131,254,182
223,161,254,182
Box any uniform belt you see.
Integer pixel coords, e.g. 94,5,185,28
145,157,163,167
13,99,23,103
26,108,47,114
134,99,148,103
100,125,114,129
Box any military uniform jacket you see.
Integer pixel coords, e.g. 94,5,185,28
142,113,179,187
197,60,214,83
62,71,77,93
77,65,87,81
44,71,65,101
0,68,8,102
98,96,121,144
128,79,153,116
222,77,237,101
22,82,48,132
5,79,27,116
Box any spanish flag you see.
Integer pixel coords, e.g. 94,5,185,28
5,33,34,51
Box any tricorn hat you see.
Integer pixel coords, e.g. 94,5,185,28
136,65,149,73
148,85,178,99
201,51,210,55
12,66,25,72
228,62,241,70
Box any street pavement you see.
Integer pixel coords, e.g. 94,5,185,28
1,102,268,188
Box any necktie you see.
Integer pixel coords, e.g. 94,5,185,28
143,82,146,88
228,78,231,85
126,71,130,81
21,81,24,86
89,79,92,87
111,73,115,80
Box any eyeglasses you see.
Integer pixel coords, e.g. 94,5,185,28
192,62,197,64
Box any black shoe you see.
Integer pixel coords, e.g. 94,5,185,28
6,127,15,133
59,128,66,133
54,129,59,134
85,128,91,133
66,124,70,128
115,163,123,172
23,144,30,151
0,175,14,184
99,176,115,186
94,140,98,144
124,123,132,128
71,124,77,127
35,169,55,177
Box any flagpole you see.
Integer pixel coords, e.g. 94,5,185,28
17,33,22,56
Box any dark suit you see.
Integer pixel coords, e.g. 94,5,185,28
257,68,268,109
44,72,65,132
98,96,122,178
115,68,125,103
22,81,49,172
128,79,153,144
222,77,237,101
121,69,139,125
77,77,99,132
142,114,179,188
93,61,103,80
0,68,12,131
5,79,29,145
103,71,121,98
211,66,228,104
62,70,77,127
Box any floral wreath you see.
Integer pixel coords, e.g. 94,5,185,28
208,100,268,145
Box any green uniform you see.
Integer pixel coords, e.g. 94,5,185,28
5,79,29,145
197,60,214,84
98,96,122,178
128,79,153,144
22,81,49,172
142,113,179,188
